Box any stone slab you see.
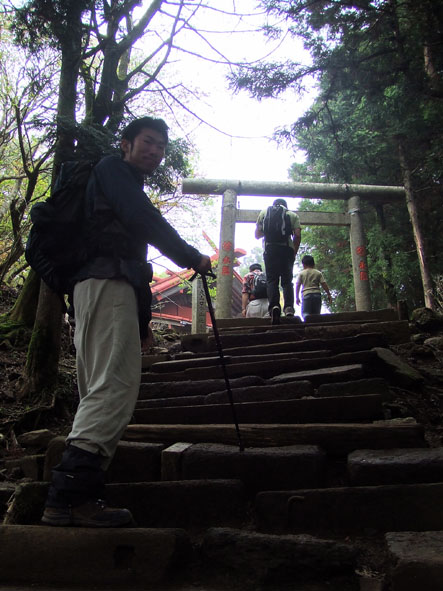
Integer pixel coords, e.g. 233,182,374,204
139,375,265,397
304,321,410,345
215,332,388,358
150,355,231,373
133,394,383,425
348,447,443,485
141,353,171,369
106,479,247,528
269,364,367,386
106,440,166,483
161,442,194,480
177,351,377,382
373,347,424,386
201,527,357,587
0,525,190,587
317,378,390,399
5,454,45,481
204,380,314,404
137,394,207,408
256,483,443,534
179,443,325,491
360,321,411,345
304,309,398,323
206,328,388,352
124,423,426,455
386,531,443,591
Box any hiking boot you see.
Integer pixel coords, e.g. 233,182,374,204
271,306,281,325
284,306,295,317
42,499,134,528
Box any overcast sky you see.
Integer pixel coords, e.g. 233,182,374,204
149,1,315,270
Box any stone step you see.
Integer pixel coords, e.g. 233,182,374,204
139,375,265,397
149,349,334,373
141,353,171,370
214,309,397,329
160,442,326,492
200,527,358,589
317,377,390,398
268,363,367,386
181,328,390,355
6,479,247,530
304,308,398,323
124,422,426,456
133,393,383,425
256,482,443,534
174,347,333,361
136,380,315,408
201,332,388,358
348,447,443,485
138,375,390,406
150,350,379,376
144,352,377,383
0,524,191,588
206,321,410,349
386,531,443,591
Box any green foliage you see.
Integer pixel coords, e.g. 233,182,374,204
233,0,443,308
297,199,353,312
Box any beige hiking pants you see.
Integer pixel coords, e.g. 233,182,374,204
67,278,141,467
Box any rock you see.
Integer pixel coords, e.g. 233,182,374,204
411,308,443,332
424,336,443,351
411,332,431,344
373,347,424,387
16,429,56,450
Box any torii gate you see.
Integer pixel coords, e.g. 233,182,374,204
182,178,405,322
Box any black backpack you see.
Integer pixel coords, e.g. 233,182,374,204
263,204,291,243
251,271,268,299
25,160,96,297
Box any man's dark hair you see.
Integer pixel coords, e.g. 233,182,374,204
273,198,288,208
302,255,315,267
121,116,169,145
249,263,262,272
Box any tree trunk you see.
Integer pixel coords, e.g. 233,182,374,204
0,270,40,350
398,140,435,309
22,281,63,398
9,270,40,328
21,4,85,399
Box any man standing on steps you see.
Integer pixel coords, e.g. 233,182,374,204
255,198,301,324
42,116,211,527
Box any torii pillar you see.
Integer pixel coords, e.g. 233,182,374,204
348,195,371,311
216,188,237,318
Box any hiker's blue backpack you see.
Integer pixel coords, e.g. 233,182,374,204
25,160,96,296
251,271,267,299
263,204,291,243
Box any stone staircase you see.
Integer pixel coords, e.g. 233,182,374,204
1,309,443,590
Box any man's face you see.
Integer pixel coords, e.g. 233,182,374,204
121,127,167,174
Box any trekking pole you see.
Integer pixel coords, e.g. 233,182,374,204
190,270,244,452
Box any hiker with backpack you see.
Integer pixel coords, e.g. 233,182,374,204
41,116,211,528
241,263,269,318
255,198,301,324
